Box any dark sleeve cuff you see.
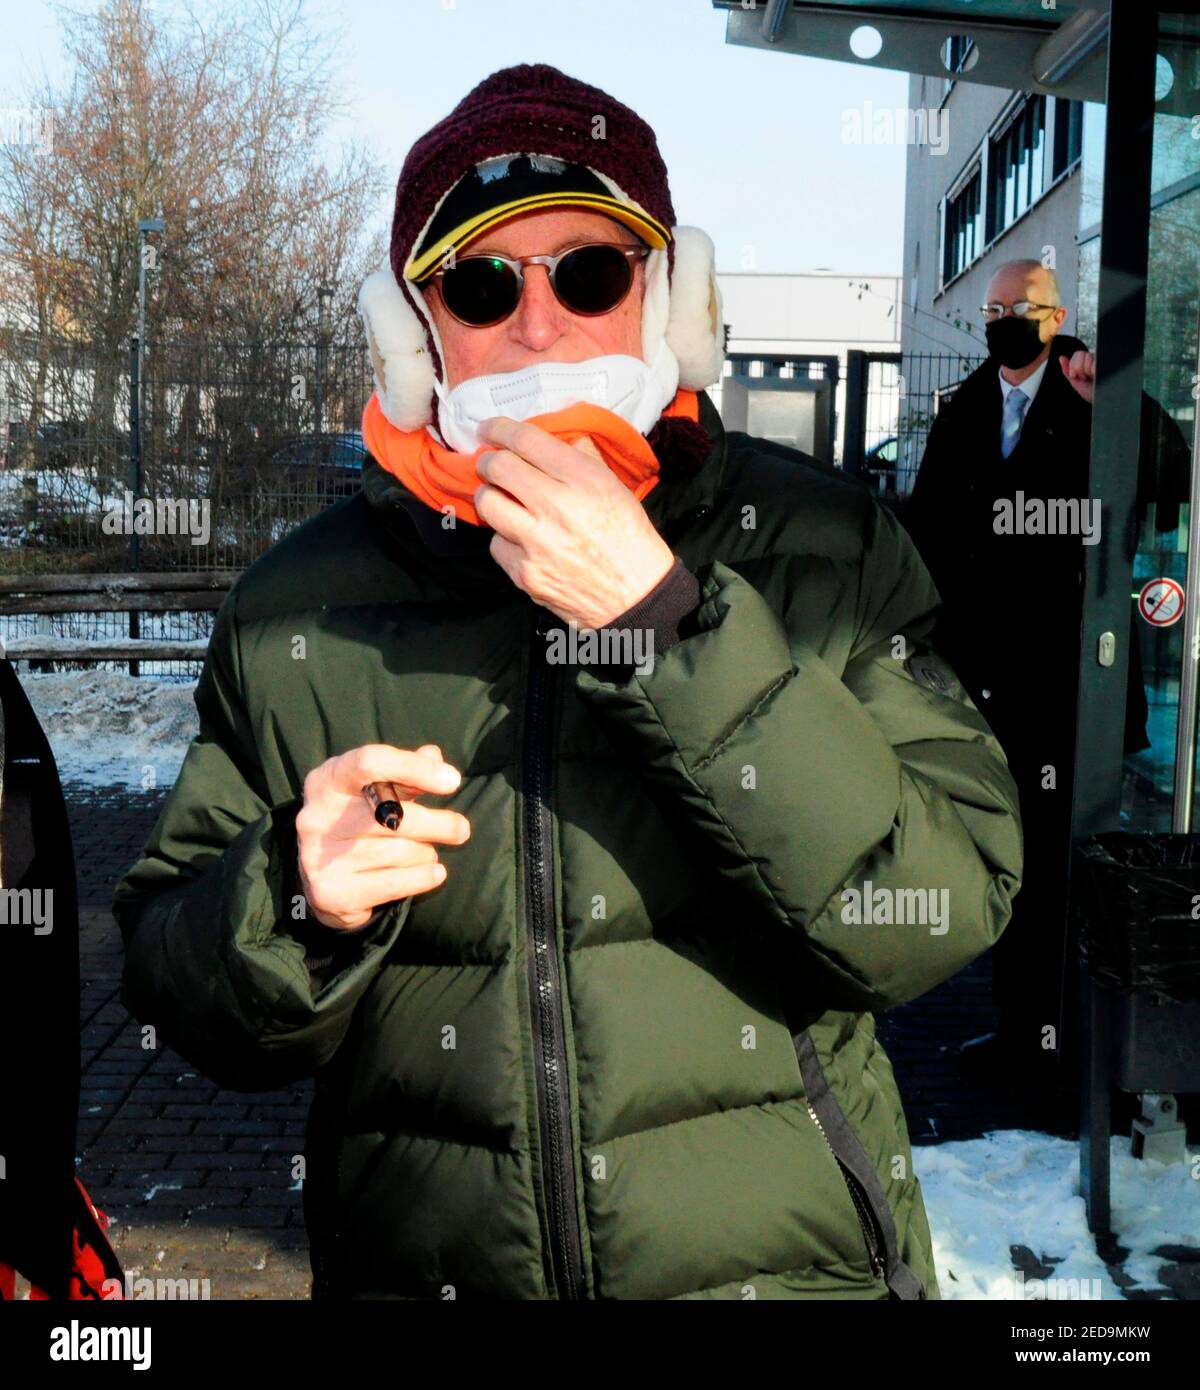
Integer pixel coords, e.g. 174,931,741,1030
579,557,701,682
609,556,701,650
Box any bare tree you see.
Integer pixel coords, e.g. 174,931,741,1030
0,0,390,569
0,0,388,374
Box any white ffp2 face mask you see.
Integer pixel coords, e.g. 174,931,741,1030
430,339,680,454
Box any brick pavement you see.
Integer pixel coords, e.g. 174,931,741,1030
72,784,312,1300
66,780,1196,1300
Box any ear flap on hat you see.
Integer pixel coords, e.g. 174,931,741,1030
356,263,438,431
665,226,725,390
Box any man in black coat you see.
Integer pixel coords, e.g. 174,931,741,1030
901,257,1188,1118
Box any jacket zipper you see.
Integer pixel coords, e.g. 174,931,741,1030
805,1100,887,1282
524,613,587,1300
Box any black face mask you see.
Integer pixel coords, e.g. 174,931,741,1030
985,316,1046,370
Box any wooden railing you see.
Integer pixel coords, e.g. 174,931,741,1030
0,571,237,662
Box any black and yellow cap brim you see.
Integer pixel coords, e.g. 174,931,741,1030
404,155,671,284
407,194,669,283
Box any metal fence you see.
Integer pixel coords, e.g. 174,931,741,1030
0,332,986,676
0,333,375,675
0,334,374,569
894,351,987,494
844,349,986,498
717,348,985,494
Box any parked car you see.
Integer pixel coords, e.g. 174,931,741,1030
3,419,129,476
266,431,366,498
165,439,210,463
223,431,367,520
2,420,63,469
864,435,898,497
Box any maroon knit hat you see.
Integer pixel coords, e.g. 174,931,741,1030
359,62,728,444
389,63,677,289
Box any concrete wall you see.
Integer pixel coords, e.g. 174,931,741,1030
717,271,901,357
712,271,902,461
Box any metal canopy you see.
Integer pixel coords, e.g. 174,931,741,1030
715,0,1111,103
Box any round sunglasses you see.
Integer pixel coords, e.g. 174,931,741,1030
427,241,650,327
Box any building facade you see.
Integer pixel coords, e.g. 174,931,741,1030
901,64,1085,361
714,270,901,465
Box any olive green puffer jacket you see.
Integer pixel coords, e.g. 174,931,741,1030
113,390,1022,1300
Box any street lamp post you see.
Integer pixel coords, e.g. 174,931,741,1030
316,284,333,438
134,218,165,539
130,216,164,675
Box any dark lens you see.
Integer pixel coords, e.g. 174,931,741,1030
553,245,635,315
440,256,519,326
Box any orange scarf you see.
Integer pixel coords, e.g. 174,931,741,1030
362,386,700,528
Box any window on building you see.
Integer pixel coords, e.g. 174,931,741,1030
1053,98,1084,179
943,168,983,282
944,36,976,73
986,96,1047,242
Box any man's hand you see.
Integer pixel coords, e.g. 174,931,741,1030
295,743,470,930
474,416,675,629
1059,349,1095,404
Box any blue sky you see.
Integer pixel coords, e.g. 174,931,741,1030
1,0,911,273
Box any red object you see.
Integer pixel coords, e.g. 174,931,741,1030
1138,576,1185,628
0,1177,124,1300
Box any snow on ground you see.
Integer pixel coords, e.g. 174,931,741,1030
23,671,198,790
916,1130,1199,1299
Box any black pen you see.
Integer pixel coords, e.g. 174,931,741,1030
363,782,405,831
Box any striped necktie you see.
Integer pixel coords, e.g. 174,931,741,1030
1000,387,1029,459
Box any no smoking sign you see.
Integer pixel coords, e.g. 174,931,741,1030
1138,577,1185,628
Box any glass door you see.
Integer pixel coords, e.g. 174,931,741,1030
1120,12,1200,832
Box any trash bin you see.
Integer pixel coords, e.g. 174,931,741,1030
1074,833,1200,1002
1074,832,1200,1089
1072,832,1200,1233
